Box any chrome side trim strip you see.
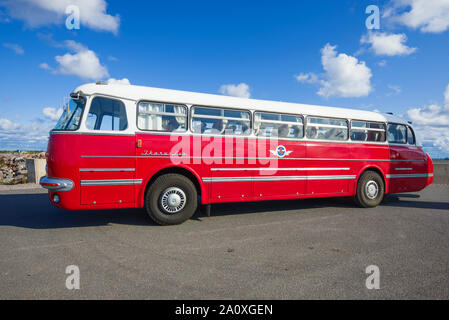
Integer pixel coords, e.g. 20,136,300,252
386,174,433,179
81,179,143,186
394,168,412,171
81,155,425,162
211,167,350,171
202,175,356,183
79,168,135,172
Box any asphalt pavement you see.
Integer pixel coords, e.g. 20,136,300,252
0,184,448,299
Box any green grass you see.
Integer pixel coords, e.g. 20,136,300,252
0,181,16,185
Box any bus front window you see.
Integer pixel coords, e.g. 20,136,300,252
53,97,86,131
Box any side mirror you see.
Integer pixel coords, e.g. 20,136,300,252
70,91,80,100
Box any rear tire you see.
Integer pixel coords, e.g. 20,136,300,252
355,171,385,208
145,174,198,225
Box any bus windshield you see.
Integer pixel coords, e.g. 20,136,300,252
53,97,86,131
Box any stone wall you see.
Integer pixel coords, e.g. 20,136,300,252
0,152,46,185
433,161,449,185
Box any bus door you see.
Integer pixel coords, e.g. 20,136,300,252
79,97,136,205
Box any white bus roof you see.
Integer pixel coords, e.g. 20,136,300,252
73,82,409,125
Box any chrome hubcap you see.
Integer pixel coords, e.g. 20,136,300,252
160,187,186,214
365,180,379,200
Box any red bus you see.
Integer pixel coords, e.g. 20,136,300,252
40,82,434,225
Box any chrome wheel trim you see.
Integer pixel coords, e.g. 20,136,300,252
160,187,186,214
365,180,379,200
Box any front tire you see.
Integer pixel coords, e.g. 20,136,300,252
145,174,198,225
355,171,385,208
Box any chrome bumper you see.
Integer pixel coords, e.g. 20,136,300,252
40,176,74,192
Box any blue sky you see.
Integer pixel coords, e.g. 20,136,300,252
0,0,448,157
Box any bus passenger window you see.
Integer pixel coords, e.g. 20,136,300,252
306,117,348,141
137,102,187,132
350,121,386,142
192,106,250,135
306,126,317,139
87,97,128,131
254,112,304,138
387,124,407,144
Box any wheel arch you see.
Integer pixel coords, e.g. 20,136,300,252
354,165,387,194
138,165,207,208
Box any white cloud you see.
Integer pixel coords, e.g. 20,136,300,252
54,40,109,80
3,42,24,55
106,78,131,85
39,62,51,70
295,72,319,84
407,84,449,126
219,83,251,98
386,85,402,96
0,118,18,130
408,104,449,126
0,0,120,34
413,125,449,158
385,0,449,33
316,43,373,98
407,84,449,157
361,32,417,56
0,118,53,150
378,60,387,67
42,107,63,121
64,39,86,52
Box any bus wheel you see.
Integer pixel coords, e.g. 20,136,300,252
355,171,384,208
145,174,198,225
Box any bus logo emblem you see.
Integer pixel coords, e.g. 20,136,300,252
270,145,292,158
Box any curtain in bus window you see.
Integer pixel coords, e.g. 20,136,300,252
137,102,186,132
174,105,186,130
152,103,163,131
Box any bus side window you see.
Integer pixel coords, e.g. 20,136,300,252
351,121,385,142
254,112,304,138
306,117,348,141
137,102,187,132
85,113,97,130
87,97,128,131
387,124,407,144
407,126,415,145
192,106,250,135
